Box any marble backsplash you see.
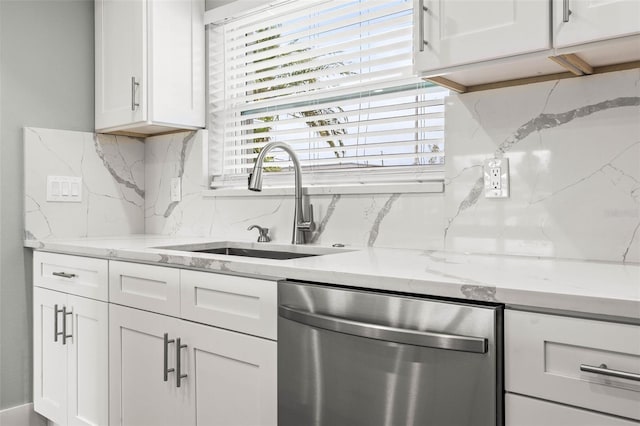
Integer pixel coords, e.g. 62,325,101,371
444,69,640,263
24,128,145,239
144,130,445,250
23,69,640,263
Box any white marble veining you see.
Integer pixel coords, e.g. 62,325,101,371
445,69,640,263
24,128,145,239
24,235,640,319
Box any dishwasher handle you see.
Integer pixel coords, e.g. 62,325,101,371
279,305,488,354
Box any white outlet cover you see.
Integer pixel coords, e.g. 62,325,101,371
484,158,509,198
170,177,182,202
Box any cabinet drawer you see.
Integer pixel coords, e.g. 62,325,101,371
33,252,108,301
505,310,640,420
181,270,277,340
109,261,180,316
506,393,638,426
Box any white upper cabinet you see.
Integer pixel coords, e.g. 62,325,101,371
554,0,640,48
414,0,551,73
95,0,205,135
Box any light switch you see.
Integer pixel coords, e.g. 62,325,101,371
51,181,61,196
47,176,82,202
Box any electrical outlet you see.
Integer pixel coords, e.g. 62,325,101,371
484,158,509,198
170,177,182,202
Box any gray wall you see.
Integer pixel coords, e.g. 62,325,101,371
0,0,94,410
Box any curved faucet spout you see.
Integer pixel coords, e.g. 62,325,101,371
248,142,314,244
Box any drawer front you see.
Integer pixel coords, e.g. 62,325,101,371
109,261,180,316
181,270,277,340
33,251,108,301
506,310,640,420
506,393,638,426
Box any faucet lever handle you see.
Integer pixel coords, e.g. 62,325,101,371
298,204,316,233
248,225,271,242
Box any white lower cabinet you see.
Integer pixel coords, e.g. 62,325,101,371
110,303,277,426
506,393,639,426
505,309,640,424
33,287,109,426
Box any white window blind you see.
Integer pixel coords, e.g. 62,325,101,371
208,0,448,188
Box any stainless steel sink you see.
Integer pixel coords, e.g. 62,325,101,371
193,247,317,260
155,241,350,260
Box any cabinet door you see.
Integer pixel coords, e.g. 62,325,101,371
109,304,194,426
554,0,640,48
67,295,109,426
149,0,205,128
414,0,550,72
184,320,277,426
95,0,146,130
33,287,68,425
506,393,639,426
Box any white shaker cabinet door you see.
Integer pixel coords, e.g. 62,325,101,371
414,0,550,72
109,304,194,426
67,294,109,426
33,287,68,425
183,320,277,426
95,0,146,129
554,0,640,48
150,0,205,128
506,393,639,426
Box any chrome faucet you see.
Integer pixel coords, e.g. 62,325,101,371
248,142,315,244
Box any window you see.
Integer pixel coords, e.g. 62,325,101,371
207,0,448,188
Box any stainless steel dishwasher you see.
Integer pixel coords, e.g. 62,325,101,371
278,281,503,426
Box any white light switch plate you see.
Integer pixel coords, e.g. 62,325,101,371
170,177,182,202
47,176,82,202
484,158,509,198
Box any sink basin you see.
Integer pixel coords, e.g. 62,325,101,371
155,241,350,260
193,247,316,260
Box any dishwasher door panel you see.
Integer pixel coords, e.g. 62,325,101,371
278,281,502,426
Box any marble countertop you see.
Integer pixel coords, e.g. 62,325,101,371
25,235,640,320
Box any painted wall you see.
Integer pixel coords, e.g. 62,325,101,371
0,0,94,410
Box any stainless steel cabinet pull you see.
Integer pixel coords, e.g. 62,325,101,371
163,333,175,382
563,0,571,22
131,76,140,111
279,305,487,353
176,338,188,388
580,363,640,382
419,0,428,52
54,304,64,342
62,306,73,345
52,272,76,279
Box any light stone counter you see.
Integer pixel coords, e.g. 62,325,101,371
25,234,640,320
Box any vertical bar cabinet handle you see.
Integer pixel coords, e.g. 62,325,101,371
176,337,188,388
131,76,140,111
419,0,428,52
54,304,64,342
563,0,571,22
163,333,175,381
62,306,73,345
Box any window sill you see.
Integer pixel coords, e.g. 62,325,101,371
202,180,444,198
